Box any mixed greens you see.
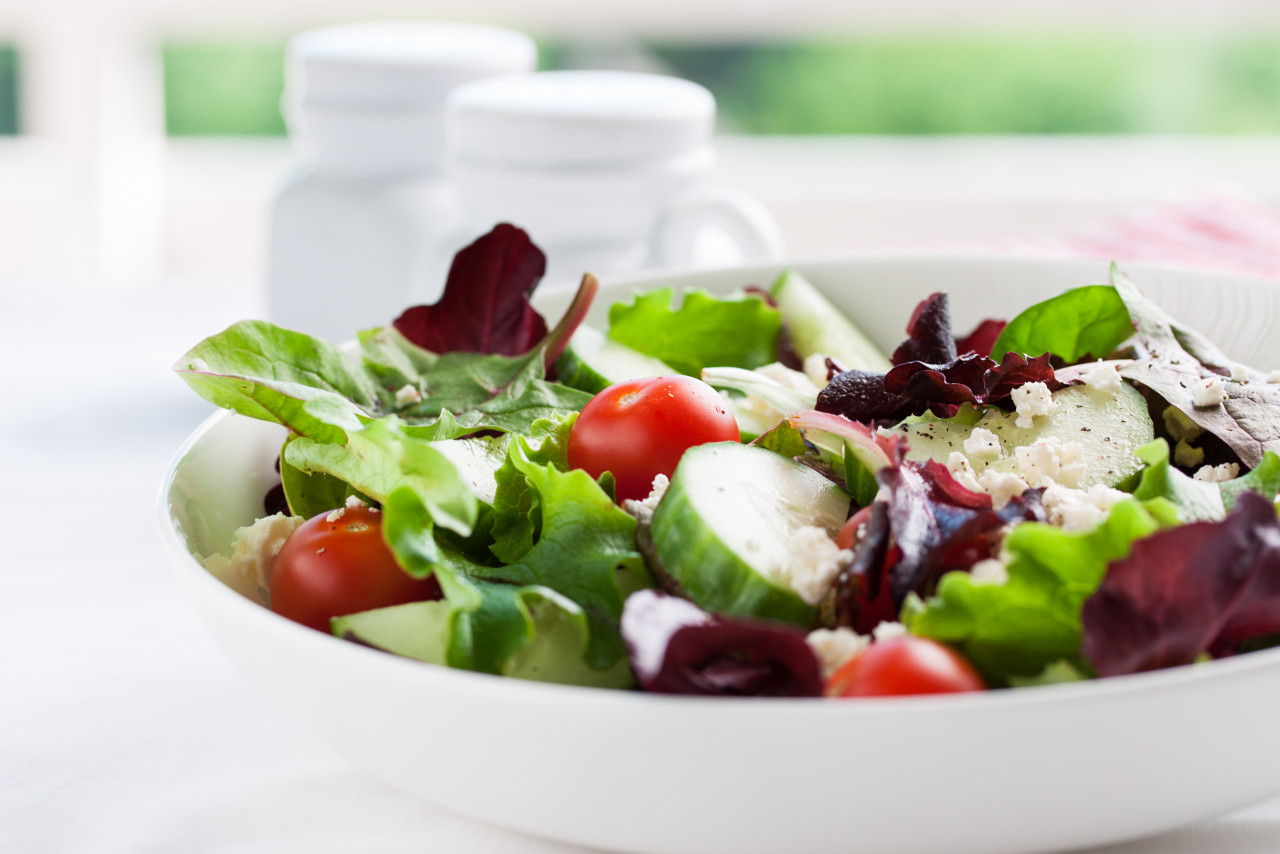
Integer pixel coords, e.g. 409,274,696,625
178,224,1280,698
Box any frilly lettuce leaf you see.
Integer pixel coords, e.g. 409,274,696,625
1121,439,1280,522
904,498,1175,682
990,284,1134,363
475,447,650,670
606,287,781,376
489,413,577,564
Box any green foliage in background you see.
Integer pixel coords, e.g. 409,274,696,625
0,45,19,135
160,33,1280,137
163,42,286,136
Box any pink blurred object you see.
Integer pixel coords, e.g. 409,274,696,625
1008,190,1280,279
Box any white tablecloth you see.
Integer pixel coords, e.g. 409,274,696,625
6,279,1280,854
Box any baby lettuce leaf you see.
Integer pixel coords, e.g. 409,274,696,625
621,590,822,697
990,285,1134,363
489,414,577,564
819,289,1070,425
1122,440,1280,523
1124,439,1228,522
473,447,650,670
955,319,1007,359
377,485,632,686
905,499,1170,682
285,417,479,544
278,433,365,519
176,320,376,443
1082,492,1280,677
392,223,549,356
1111,264,1280,468
606,288,781,376
892,292,957,365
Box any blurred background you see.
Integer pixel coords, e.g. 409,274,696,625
1,0,1279,289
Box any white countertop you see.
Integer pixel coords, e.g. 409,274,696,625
6,277,1280,854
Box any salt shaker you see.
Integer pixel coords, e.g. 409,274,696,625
412,70,785,302
267,22,537,340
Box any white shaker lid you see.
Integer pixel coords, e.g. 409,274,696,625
447,70,716,168
288,22,537,111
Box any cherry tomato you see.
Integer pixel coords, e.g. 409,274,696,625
567,375,740,503
826,636,985,698
270,505,441,633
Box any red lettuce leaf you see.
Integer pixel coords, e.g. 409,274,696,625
819,352,1069,425
1082,491,1280,677
393,224,548,356
834,459,1045,633
892,292,957,366
956,319,1007,358
621,590,822,697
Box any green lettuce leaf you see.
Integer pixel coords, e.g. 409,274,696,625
905,499,1171,682
472,445,651,670
376,484,633,686
607,288,781,376
1122,439,1280,522
279,433,366,519
990,284,1135,363
286,418,479,545
489,414,577,564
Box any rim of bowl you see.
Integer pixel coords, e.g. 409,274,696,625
157,250,1280,717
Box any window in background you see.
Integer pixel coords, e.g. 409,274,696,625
161,33,1280,137
162,42,285,136
0,45,19,135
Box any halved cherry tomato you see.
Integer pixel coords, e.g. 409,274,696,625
270,505,441,633
567,375,740,503
826,635,985,697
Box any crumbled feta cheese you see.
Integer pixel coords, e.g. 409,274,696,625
620,590,710,681
969,558,1009,585
324,494,370,523
1193,462,1240,483
1268,370,1280,384
622,474,670,524
1230,364,1249,383
1190,377,1228,408
1011,382,1056,429
1173,439,1205,468
872,621,908,642
187,357,210,373
779,526,853,606
1042,483,1128,532
201,513,305,605
395,384,422,406
803,353,833,389
1162,406,1205,443
947,452,983,493
977,469,1030,509
806,628,870,680
963,427,1002,460
1079,360,1122,393
1015,437,1086,489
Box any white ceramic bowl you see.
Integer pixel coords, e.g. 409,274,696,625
160,255,1280,854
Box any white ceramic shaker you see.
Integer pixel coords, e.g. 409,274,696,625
412,70,785,301
267,22,537,340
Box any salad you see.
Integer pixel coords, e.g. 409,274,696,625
179,224,1280,699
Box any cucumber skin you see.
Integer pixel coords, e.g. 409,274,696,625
649,462,817,628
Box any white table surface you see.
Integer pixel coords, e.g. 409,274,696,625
7,278,1280,854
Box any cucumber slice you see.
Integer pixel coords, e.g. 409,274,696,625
895,383,1154,488
771,270,891,372
554,325,677,394
648,442,851,626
